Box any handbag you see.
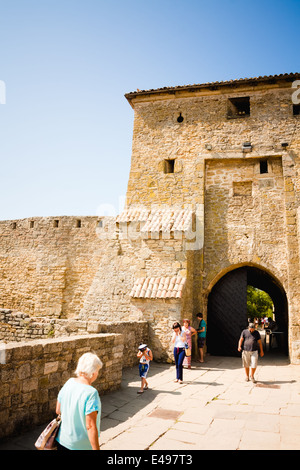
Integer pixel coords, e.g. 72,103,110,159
185,342,191,357
35,415,61,450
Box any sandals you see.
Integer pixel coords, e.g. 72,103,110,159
137,386,149,394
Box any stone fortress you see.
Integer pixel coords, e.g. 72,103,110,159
0,72,300,438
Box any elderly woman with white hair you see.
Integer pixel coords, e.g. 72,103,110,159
55,352,103,450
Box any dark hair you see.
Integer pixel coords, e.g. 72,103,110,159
196,313,203,318
172,322,181,330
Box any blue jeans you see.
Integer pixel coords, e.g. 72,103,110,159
173,347,185,381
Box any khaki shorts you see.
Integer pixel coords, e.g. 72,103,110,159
242,350,258,369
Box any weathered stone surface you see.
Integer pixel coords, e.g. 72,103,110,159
0,74,299,363
0,334,124,440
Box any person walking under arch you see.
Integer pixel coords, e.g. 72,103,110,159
238,323,264,383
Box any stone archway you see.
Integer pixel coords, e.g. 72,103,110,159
206,266,288,357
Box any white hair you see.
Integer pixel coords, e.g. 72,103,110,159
75,352,103,378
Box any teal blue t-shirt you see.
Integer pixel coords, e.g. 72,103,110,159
198,319,206,338
56,378,101,450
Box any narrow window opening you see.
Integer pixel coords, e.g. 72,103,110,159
53,220,59,228
30,221,34,228
98,220,103,228
227,97,250,118
260,160,268,174
164,159,175,174
76,219,81,228
177,113,184,123
12,222,17,229
293,104,300,116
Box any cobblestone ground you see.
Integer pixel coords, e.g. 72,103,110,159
1,352,299,451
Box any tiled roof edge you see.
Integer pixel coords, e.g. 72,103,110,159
125,73,300,99
130,275,186,299
116,208,193,232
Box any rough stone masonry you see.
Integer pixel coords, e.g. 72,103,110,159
0,73,300,363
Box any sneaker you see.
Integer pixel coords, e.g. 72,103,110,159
251,377,257,383
245,377,250,382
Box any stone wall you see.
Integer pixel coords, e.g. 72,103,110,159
0,309,149,368
203,156,287,287
0,334,123,440
0,216,186,361
0,216,106,318
126,85,299,207
0,211,186,361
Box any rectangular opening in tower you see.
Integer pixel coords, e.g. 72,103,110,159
164,159,175,174
227,97,250,118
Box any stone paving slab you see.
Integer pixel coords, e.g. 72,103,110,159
0,354,300,451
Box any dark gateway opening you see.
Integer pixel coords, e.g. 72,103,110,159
207,266,288,357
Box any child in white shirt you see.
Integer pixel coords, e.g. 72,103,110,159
137,344,153,394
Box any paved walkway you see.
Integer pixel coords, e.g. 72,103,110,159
1,353,300,451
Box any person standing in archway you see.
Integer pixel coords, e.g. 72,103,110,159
238,323,264,383
196,313,206,363
182,319,197,369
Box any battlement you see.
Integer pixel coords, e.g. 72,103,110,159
0,215,104,231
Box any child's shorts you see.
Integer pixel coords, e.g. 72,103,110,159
139,363,149,378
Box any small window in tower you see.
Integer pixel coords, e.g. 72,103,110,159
227,97,250,118
293,104,300,116
12,222,17,229
177,113,184,123
260,160,268,174
53,220,59,228
164,159,175,174
30,221,34,228
76,219,81,228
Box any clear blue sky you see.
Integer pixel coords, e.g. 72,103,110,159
0,0,299,220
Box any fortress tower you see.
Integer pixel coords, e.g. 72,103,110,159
121,73,300,360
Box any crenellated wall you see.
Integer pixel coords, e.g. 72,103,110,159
0,216,106,318
0,215,189,361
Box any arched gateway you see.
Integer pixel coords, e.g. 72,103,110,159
206,266,288,357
